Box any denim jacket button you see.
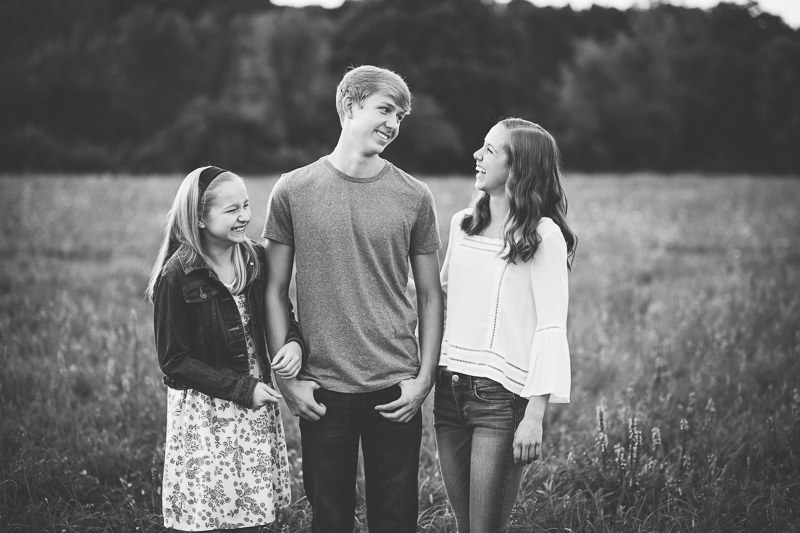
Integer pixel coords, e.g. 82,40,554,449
452,374,460,383
199,289,207,300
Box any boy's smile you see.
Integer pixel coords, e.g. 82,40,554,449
346,92,406,156
376,129,393,143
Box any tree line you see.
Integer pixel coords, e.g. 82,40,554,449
1,0,798,174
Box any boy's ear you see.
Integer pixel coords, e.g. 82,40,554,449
343,96,355,119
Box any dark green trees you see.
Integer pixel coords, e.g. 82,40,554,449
1,0,798,173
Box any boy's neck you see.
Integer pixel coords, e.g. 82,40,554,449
328,139,385,179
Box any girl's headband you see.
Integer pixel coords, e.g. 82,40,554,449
198,166,227,197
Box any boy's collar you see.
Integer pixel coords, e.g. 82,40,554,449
326,149,387,179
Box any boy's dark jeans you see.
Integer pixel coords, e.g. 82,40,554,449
299,385,422,533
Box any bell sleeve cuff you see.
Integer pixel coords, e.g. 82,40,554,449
520,326,571,403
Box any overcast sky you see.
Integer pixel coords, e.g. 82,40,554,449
270,0,800,28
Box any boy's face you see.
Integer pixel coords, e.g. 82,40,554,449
344,92,406,156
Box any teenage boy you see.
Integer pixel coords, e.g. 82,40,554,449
262,65,443,533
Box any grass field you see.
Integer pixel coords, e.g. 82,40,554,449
1,173,799,532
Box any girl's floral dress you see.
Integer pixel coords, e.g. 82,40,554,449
162,291,291,531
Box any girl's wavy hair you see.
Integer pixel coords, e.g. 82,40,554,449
461,118,577,269
145,167,260,301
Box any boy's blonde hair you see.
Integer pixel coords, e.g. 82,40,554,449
335,65,412,123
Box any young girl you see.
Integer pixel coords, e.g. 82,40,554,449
435,119,577,533
146,166,303,532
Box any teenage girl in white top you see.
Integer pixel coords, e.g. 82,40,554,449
434,118,577,533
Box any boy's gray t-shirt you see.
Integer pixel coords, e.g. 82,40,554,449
262,157,441,393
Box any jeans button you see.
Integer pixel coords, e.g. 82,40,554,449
452,374,459,383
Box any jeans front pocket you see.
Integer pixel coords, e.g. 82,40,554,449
472,378,515,403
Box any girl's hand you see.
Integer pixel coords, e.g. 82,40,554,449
272,340,302,379
514,395,548,464
513,417,543,465
250,382,281,410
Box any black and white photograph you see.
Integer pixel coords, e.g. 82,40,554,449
1,0,799,531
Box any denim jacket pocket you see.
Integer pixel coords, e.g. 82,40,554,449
182,280,222,304
182,280,222,348
473,379,515,403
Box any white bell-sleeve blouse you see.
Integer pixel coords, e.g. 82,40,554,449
440,209,571,403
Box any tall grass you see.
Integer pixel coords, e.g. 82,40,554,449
1,174,798,532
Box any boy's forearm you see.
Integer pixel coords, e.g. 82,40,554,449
263,240,296,358
265,286,290,357
409,251,444,389
415,289,443,388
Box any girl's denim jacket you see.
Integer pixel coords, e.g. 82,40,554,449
153,244,304,408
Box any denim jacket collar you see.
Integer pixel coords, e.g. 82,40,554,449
174,244,265,283
176,246,212,277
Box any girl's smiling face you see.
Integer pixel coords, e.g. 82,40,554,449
473,123,511,196
200,178,251,247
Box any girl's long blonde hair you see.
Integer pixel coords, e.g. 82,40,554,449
145,167,260,301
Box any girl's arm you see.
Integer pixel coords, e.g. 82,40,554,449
153,275,259,408
520,223,571,402
514,223,572,462
440,210,468,308
514,394,549,464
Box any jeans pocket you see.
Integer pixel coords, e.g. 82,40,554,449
313,386,335,405
473,379,515,403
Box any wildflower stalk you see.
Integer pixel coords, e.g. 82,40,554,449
596,402,609,469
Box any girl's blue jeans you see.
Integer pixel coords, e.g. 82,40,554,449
433,368,529,533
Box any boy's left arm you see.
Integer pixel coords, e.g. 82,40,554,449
376,250,443,423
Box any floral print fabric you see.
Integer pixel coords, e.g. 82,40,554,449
162,293,291,530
